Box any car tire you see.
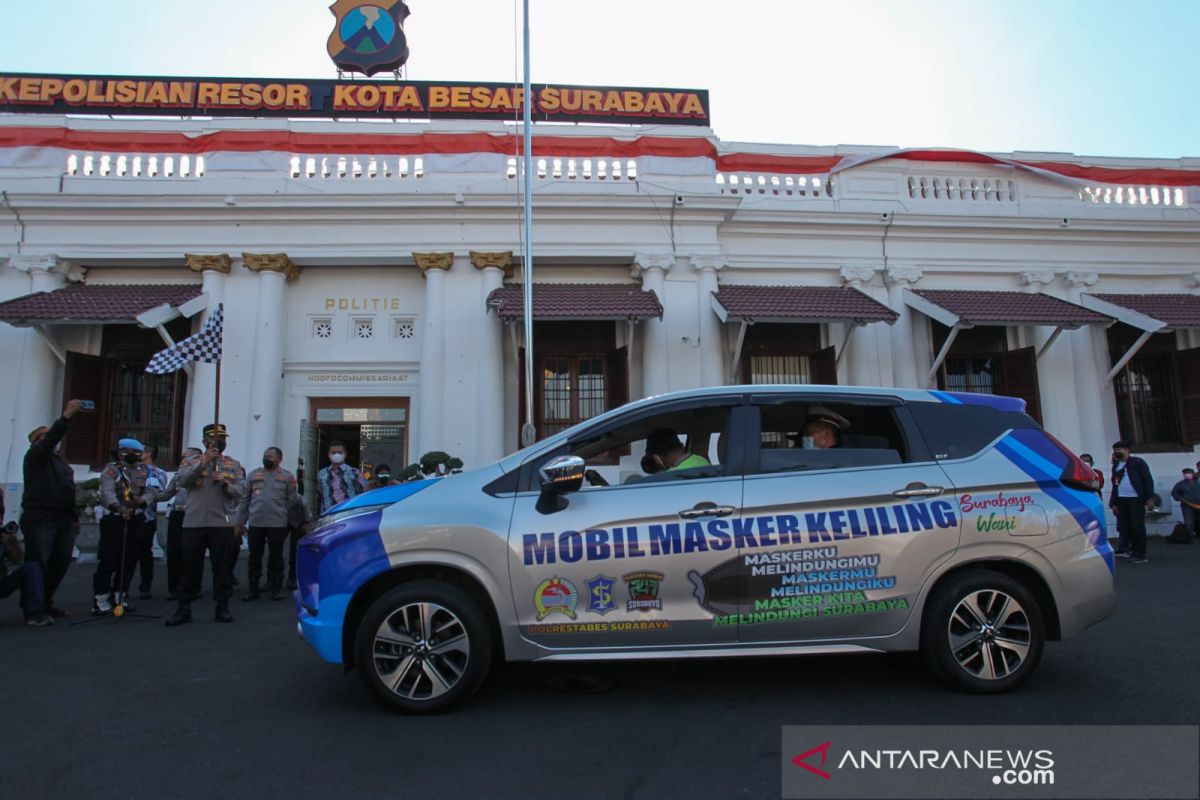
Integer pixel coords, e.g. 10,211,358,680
920,569,1045,694
354,580,494,714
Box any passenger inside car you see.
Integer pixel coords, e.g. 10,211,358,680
759,399,906,474
797,405,851,449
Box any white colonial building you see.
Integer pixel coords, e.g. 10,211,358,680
0,114,1198,521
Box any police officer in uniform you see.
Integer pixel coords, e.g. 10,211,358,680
165,424,245,626
93,438,155,616
236,446,306,601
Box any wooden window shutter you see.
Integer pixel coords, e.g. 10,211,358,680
606,346,631,457
999,346,1042,423
1173,347,1200,444
62,351,106,466
606,346,629,411
811,345,838,385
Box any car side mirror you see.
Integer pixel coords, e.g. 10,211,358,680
537,455,585,513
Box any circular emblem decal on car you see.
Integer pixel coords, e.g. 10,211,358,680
534,576,578,620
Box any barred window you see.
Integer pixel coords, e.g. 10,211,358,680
537,355,608,439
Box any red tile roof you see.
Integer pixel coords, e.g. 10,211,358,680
486,283,663,320
711,285,897,323
912,289,1110,326
0,283,203,324
1091,294,1200,329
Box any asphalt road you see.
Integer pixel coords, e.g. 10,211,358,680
3,540,1198,800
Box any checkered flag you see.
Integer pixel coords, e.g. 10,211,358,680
146,304,223,374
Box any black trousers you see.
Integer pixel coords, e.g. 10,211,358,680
1114,498,1148,558
166,509,185,594
247,526,288,590
92,513,144,596
19,514,76,606
136,515,156,591
178,526,235,603
287,525,301,584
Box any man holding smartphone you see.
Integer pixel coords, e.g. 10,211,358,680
20,398,85,618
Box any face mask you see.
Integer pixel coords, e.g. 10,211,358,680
330,453,346,465
214,440,227,453
263,458,277,470
122,453,139,465
800,436,816,450
377,474,391,484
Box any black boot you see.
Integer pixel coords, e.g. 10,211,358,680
215,599,234,623
242,586,261,602
164,602,192,627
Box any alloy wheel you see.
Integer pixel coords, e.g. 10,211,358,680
371,602,471,701
947,589,1031,681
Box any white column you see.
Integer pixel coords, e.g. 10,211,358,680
243,254,295,462
633,253,674,398
415,253,451,459
6,256,71,484
184,254,231,447
885,267,924,388
1064,270,1106,454
472,252,512,463
840,266,878,386
691,255,726,387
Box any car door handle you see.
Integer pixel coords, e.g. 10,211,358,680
893,484,944,498
679,503,736,519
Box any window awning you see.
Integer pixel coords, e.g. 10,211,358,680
905,289,1112,328
905,288,1113,384
486,283,662,321
0,283,205,327
1080,293,1200,332
1079,293,1200,382
710,285,898,325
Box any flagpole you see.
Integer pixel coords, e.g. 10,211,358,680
520,0,535,448
214,359,221,426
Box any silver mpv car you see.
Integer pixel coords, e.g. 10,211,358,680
296,386,1115,713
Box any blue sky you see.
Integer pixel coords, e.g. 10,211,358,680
0,0,1196,158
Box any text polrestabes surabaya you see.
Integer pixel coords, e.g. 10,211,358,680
521,500,958,566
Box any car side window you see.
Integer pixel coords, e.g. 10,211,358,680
521,400,740,491
906,402,1039,461
749,398,913,476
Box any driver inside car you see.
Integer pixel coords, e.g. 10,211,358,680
644,428,710,472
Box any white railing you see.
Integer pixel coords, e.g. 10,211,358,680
291,155,424,179
505,157,639,181
715,173,831,197
1080,184,1186,207
907,175,1016,202
66,152,205,178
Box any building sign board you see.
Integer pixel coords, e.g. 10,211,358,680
0,73,710,126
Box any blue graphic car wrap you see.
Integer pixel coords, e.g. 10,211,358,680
928,390,1026,414
296,479,441,663
929,392,1114,574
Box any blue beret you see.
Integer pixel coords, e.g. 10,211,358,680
118,438,144,452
